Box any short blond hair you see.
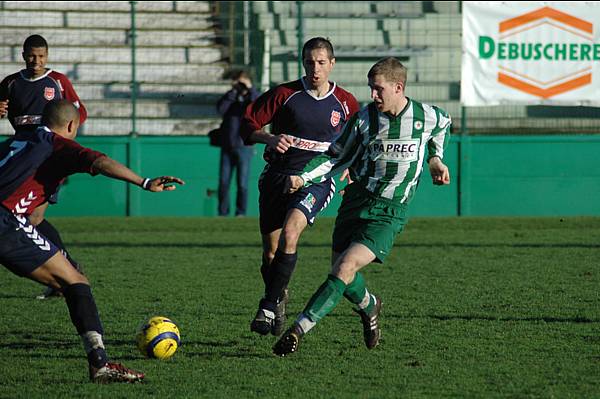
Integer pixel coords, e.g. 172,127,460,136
367,57,407,86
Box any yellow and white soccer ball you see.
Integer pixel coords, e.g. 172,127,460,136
136,316,180,360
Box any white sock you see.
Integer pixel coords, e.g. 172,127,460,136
358,290,374,310
296,314,316,334
81,331,105,353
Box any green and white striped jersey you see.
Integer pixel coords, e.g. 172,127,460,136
300,98,451,204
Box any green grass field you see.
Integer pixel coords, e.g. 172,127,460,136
1,216,599,398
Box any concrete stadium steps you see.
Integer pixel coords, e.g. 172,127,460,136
74,83,230,101
256,14,383,31
432,1,462,14
0,117,220,136
0,10,215,30
253,1,423,17
255,1,373,17
375,2,423,16
79,117,220,136
386,30,461,49
84,99,216,119
0,27,217,47
269,57,460,87
343,83,454,103
0,46,223,64
1,1,211,12
0,62,226,84
268,29,389,48
401,14,462,32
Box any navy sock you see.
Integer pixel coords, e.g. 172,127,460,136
63,283,104,335
265,250,297,304
87,348,108,368
260,255,272,287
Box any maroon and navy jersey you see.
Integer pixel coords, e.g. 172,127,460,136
243,78,359,172
0,69,87,134
0,126,104,216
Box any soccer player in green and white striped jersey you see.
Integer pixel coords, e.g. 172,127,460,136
273,57,451,356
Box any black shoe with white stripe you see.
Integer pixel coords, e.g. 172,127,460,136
354,296,382,349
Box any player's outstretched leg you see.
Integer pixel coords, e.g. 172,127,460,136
61,282,145,383
273,274,346,356
35,219,83,300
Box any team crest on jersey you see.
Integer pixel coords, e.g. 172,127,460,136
414,121,423,130
44,87,55,100
330,110,341,127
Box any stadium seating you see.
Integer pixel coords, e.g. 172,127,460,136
0,1,227,136
250,1,599,133
2,1,597,135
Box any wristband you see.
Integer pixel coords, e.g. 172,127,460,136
141,178,151,190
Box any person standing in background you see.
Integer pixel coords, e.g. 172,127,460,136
216,70,260,216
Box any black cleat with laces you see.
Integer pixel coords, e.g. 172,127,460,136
250,299,276,336
272,323,303,357
354,295,382,349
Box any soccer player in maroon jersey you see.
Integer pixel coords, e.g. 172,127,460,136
0,100,184,382
0,34,88,299
241,37,360,337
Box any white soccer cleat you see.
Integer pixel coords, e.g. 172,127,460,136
89,362,145,383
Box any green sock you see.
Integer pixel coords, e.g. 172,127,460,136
343,272,375,314
303,274,347,323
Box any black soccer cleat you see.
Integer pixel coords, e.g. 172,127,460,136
250,307,275,336
272,323,303,357
354,295,382,349
271,289,289,336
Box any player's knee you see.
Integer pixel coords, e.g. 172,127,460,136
262,250,276,264
332,258,360,282
279,227,301,249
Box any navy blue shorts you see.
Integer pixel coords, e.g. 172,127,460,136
0,206,59,276
258,168,335,234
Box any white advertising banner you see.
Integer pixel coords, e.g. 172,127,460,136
461,2,600,106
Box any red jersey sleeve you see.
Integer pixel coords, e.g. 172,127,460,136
51,134,105,176
241,83,297,144
49,71,87,125
334,86,360,119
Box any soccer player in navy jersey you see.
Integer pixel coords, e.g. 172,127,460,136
0,100,184,382
241,37,360,336
0,34,88,299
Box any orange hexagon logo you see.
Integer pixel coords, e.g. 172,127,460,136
487,6,594,98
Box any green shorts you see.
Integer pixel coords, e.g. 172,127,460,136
332,183,408,263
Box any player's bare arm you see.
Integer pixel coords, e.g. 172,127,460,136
91,156,185,192
284,175,305,194
428,156,450,185
0,99,8,118
250,130,293,153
